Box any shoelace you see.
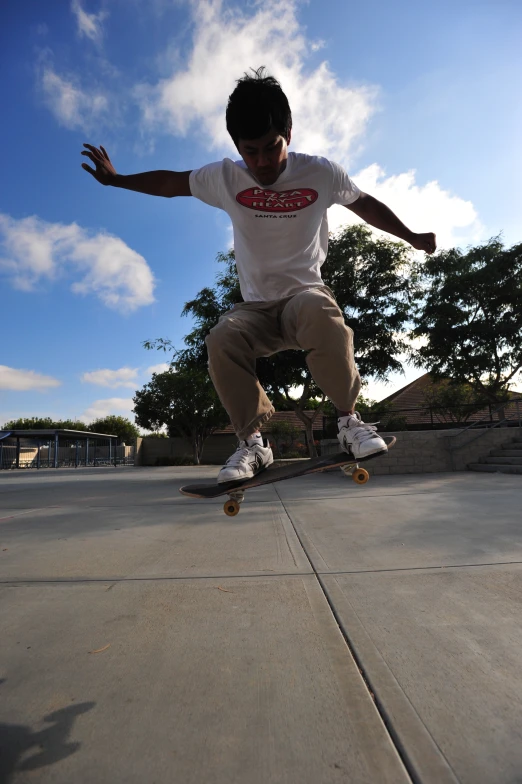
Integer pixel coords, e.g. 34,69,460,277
345,417,381,444
224,441,252,467
350,423,379,444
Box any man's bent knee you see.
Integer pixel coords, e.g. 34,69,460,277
205,319,235,353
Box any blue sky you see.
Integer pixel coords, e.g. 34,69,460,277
1,0,521,427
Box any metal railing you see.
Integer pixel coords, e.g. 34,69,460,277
321,396,522,434
446,397,522,469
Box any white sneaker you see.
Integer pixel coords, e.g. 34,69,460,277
218,436,274,483
337,412,388,460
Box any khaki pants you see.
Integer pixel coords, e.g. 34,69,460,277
205,286,361,440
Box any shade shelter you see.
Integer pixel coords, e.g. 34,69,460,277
0,429,120,469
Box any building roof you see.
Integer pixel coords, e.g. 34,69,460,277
214,410,325,435
379,373,522,426
0,429,118,441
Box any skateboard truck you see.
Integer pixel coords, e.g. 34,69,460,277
340,462,370,485
224,489,244,517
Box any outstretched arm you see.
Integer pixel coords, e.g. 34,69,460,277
346,192,436,254
81,144,192,198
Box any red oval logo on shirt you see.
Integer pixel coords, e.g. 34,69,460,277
236,187,318,213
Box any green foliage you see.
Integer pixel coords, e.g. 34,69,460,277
323,224,417,379
133,368,229,464
411,237,522,402
379,413,408,432
422,380,490,424
2,417,88,431
267,420,303,457
87,416,139,443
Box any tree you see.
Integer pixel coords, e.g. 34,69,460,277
268,420,304,457
322,224,418,378
2,417,88,431
148,227,417,456
88,416,140,444
133,368,229,464
411,237,522,405
422,380,489,425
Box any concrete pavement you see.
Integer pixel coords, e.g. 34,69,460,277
1,466,521,783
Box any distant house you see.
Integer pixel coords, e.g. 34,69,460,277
213,409,324,437
379,372,522,429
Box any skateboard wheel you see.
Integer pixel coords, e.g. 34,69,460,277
224,499,240,516
353,468,369,484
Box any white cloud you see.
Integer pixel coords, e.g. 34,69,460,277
134,0,483,251
135,0,378,162
0,213,155,313
81,367,139,388
71,0,108,44
0,365,61,392
80,397,135,423
146,362,171,375
39,65,109,131
327,164,484,250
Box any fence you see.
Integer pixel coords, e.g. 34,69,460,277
322,397,522,436
0,439,134,469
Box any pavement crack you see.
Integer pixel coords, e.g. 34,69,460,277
274,484,421,784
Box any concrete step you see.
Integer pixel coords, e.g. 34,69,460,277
480,456,522,465
490,449,522,457
468,463,522,475
501,441,522,449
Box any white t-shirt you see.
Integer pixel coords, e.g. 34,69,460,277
189,152,360,302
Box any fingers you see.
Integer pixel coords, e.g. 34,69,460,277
421,232,436,254
81,150,97,164
83,143,108,162
83,143,101,156
81,163,96,175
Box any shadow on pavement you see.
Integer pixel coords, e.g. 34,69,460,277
0,701,95,783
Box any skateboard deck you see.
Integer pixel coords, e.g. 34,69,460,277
179,436,395,516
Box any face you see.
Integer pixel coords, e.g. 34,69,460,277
237,127,291,186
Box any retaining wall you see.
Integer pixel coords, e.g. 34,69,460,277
320,427,519,475
136,427,521,473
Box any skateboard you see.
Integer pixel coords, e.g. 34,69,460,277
179,436,395,516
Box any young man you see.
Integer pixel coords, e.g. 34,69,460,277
82,68,436,482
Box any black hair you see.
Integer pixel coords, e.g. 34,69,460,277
226,67,292,147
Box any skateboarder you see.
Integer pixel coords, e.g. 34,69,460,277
82,68,436,483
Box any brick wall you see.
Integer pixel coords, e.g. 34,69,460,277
320,427,519,474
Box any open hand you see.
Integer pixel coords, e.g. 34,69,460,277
81,144,117,185
410,232,437,255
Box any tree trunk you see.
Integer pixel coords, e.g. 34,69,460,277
291,399,327,458
292,410,317,457
303,421,316,457
192,434,201,465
